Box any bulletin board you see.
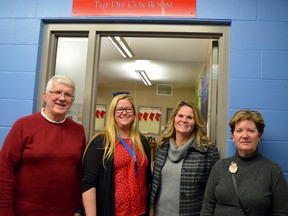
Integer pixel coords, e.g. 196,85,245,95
95,104,106,131
138,106,161,134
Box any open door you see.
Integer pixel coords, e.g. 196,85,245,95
38,22,229,157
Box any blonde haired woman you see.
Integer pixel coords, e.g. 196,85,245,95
82,94,152,216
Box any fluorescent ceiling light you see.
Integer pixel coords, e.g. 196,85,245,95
108,36,134,58
135,70,152,86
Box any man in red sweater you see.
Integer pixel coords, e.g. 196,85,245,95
0,75,86,216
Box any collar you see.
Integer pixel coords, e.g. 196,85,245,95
234,148,260,163
164,136,210,153
41,108,67,124
190,141,209,153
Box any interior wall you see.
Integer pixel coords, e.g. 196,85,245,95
1,0,288,181
96,83,195,142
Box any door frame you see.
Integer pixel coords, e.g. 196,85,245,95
38,20,230,157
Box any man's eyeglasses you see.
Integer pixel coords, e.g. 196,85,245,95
115,107,134,113
48,91,74,100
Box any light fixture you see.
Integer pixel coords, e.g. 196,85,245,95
135,70,152,86
108,36,134,58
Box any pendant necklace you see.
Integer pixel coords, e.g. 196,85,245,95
229,160,238,174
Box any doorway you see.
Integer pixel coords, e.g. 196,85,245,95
38,22,229,157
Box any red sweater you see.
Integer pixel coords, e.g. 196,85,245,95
0,112,86,216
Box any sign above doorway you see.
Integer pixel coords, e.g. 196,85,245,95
72,0,196,17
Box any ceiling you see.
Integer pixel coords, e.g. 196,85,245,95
98,37,210,87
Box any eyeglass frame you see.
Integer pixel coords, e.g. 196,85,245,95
48,90,75,100
115,106,134,113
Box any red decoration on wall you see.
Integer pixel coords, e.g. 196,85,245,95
155,112,161,121
95,110,101,118
138,112,143,121
72,0,196,17
100,110,106,118
149,112,155,121
143,112,149,121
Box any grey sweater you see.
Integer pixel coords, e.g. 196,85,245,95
155,137,192,215
200,151,288,216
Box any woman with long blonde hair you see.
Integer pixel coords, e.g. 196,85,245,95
82,94,152,216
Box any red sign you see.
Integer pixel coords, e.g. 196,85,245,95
72,0,196,17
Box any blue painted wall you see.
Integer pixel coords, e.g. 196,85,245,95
1,0,288,180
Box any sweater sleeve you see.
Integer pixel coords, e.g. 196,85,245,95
141,135,152,184
75,125,87,210
82,136,104,193
0,120,26,216
210,145,220,165
140,135,152,215
270,164,288,215
207,144,220,175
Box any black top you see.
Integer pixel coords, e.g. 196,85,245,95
201,151,288,216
